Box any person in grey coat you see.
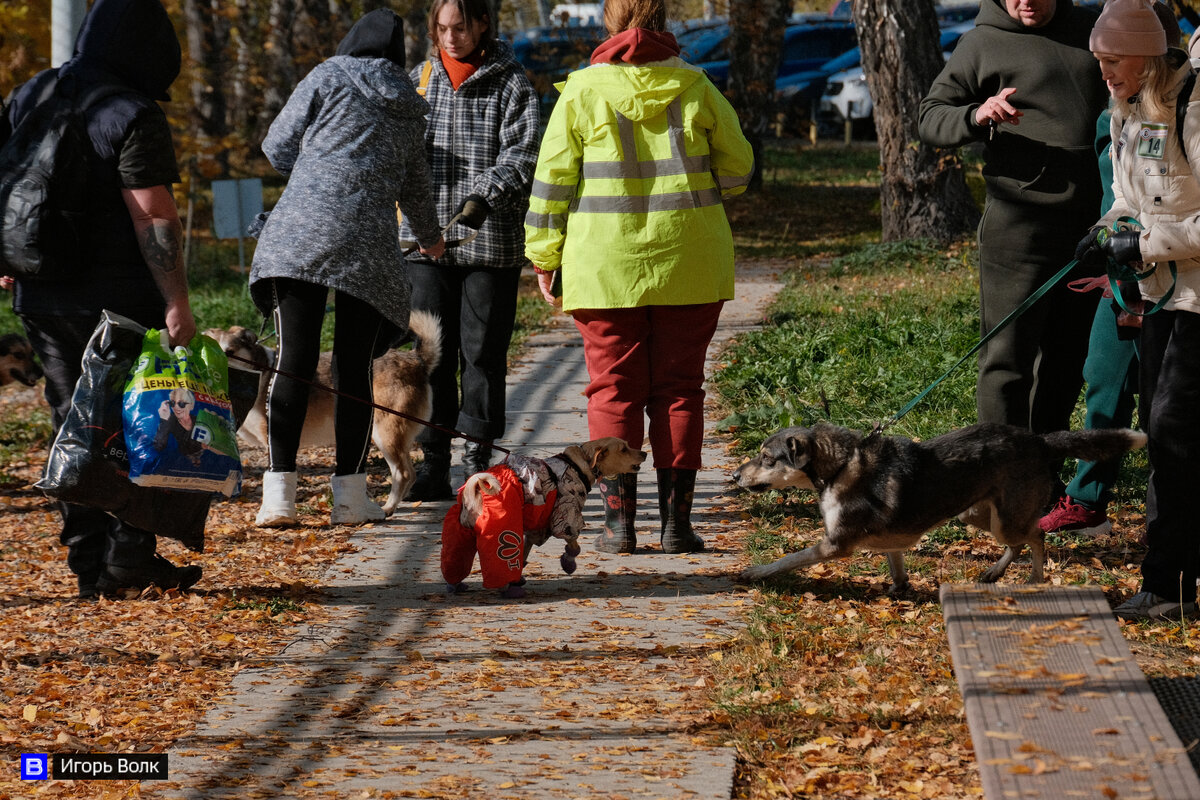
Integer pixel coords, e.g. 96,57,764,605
401,0,541,500
249,9,445,528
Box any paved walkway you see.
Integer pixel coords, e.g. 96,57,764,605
161,265,784,799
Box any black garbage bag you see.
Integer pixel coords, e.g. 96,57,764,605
34,311,256,553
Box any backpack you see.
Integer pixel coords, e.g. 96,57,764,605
0,76,122,281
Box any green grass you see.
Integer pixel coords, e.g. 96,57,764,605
226,594,307,617
714,238,981,448
759,142,882,187
0,404,52,488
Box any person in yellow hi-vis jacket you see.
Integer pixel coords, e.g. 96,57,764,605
524,0,753,556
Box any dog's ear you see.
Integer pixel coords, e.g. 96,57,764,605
574,440,605,470
590,444,607,470
0,334,17,356
784,432,811,469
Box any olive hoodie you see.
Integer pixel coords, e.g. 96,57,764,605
918,0,1107,210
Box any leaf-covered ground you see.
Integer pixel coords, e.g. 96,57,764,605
710,262,1200,800
1,380,362,797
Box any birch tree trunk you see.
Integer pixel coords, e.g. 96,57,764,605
260,0,297,138
183,0,231,175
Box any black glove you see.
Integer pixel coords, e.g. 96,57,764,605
1101,230,1143,268
1073,226,1105,269
455,194,491,230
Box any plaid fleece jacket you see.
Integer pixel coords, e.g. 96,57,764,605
401,39,541,269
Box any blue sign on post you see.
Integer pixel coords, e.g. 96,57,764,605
211,178,264,272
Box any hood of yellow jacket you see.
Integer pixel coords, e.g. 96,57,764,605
557,59,708,122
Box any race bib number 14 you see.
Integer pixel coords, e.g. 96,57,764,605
1137,122,1168,159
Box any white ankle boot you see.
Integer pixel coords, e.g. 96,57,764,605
256,471,298,527
331,473,386,525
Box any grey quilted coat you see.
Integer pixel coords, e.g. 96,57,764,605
250,55,440,330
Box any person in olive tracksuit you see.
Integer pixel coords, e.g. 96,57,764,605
918,0,1109,435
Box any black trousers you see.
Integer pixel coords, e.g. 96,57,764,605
1138,309,1200,602
20,312,162,578
266,278,390,475
408,263,520,448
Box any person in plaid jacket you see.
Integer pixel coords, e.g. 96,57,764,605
400,0,541,500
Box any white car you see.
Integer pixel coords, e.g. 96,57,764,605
819,65,872,132
819,22,971,136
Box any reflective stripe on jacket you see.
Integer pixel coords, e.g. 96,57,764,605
524,57,753,311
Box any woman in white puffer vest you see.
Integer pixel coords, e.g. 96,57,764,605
1075,0,1200,620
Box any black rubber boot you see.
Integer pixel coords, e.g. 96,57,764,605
409,442,454,501
463,441,493,476
659,468,705,553
595,473,638,553
97,523,202,595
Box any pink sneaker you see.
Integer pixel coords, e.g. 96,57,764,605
1039,496,1110,535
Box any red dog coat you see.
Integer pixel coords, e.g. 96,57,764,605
441,465,558,589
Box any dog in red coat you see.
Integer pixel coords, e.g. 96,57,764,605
441,437,645,598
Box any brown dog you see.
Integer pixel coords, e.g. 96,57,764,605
204,310,442,513
0,333,43,387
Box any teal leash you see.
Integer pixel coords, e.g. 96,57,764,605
1100,215,1177,316
870,216,1178,439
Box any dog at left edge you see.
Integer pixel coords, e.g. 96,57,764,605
0,333,44,387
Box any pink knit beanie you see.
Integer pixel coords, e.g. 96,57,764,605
1090,0,1168,56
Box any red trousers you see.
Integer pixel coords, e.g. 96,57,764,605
572,302,722,469
441,465,556,589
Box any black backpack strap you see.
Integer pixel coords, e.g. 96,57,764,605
1177,70,1197,164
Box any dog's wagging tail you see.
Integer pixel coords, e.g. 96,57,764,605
733,422,1146,592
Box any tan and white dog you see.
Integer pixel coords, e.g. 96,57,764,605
205,310,441,513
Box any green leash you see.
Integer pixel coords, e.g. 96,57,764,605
873,216,1176,436
1100,216,1177,316
872,257,1080,436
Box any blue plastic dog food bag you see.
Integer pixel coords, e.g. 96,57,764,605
122,329,242,496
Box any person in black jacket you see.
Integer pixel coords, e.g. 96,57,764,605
0,0,201,598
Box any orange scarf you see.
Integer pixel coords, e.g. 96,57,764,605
440,48,486,90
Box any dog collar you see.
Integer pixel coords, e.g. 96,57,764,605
562,459,593,493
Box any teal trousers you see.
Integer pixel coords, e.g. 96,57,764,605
1063,296,1139,509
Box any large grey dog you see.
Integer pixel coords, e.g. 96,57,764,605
733,422,1147,593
